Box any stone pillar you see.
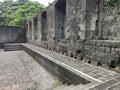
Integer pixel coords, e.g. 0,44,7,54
37,14,42,45
98,0,104,39
31,19,35,41
85,0,98,40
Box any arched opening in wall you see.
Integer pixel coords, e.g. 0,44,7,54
41,11,47,41
95,20,99,36
29,22,32,39
34,17,38,40
55,0,66,40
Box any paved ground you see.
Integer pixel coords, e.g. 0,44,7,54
0,50,62,90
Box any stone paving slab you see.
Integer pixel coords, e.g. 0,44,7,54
0,50,62,90
0,50,35,90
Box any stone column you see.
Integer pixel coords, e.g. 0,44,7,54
98,0,104,39
37,14,42,45
31,19,35,41
85,0,98,40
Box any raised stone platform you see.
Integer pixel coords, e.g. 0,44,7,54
22,43,120,90
3,43,120,90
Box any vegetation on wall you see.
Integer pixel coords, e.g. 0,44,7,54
0,0,44,27
105,0,120,7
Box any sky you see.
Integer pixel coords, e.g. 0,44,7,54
32,0,55,6
0,0,55,6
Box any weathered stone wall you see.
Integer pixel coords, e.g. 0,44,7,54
103,6,120,40
84,6,120,67
0,26,26,48
66,0,86,40
85,0,99,39
25,0,120,67
84,40,120,67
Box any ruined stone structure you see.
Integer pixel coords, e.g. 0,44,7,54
0,0,120,90
25,0,120,68
0,26,26,48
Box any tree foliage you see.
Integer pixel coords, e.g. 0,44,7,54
105,0,120,7
0,0,44,27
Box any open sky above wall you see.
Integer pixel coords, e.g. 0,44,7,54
0,0,55,6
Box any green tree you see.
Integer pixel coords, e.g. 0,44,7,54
8,1,44,26
105,0,120,7
0,0,15,26
0,0,44,26
17,0,29,5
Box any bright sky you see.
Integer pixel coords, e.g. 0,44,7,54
32,0,55,6
0,0,55,6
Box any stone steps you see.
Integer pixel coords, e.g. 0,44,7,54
4,44,22,51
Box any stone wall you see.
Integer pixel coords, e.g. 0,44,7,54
66,0,86,40
25,0,120,67
84,40,120,67
0,26,26,48
103,6,120,40
84,6,120,67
